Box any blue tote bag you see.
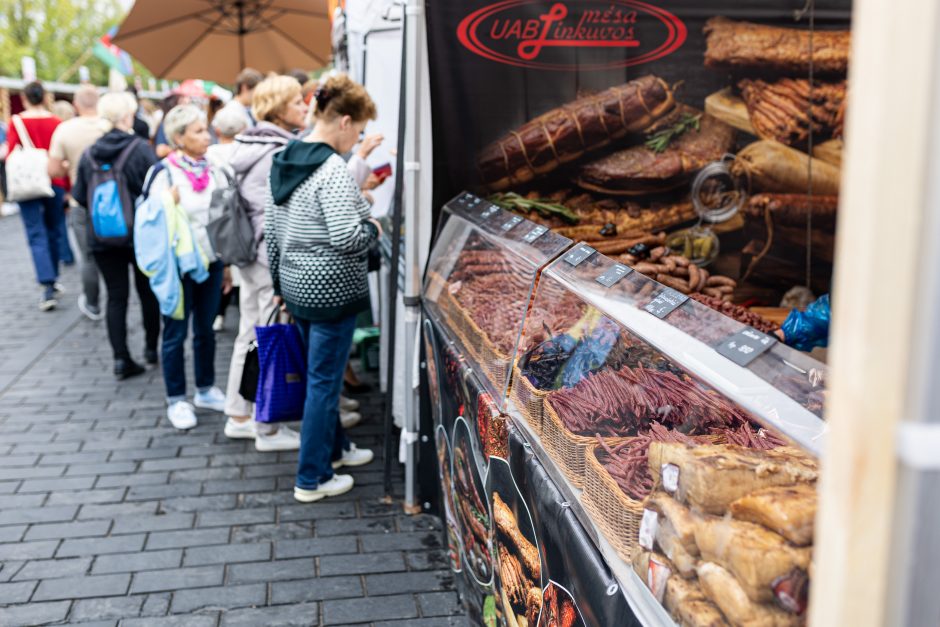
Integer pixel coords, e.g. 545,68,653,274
254,312,307,423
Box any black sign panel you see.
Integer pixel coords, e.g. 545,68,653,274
644,288,688,319
562,244,595,267
715,327,778,367
595,263,632,288
522,224,548,244
501,215,524,232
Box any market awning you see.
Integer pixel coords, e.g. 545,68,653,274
113,0,332,82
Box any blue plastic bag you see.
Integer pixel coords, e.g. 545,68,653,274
254,321,307,423
781,294,831,352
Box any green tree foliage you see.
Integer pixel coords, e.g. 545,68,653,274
0,0,134,84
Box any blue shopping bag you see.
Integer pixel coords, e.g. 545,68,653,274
254,317,307,423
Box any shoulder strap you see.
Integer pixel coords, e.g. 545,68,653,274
113,138,141,172
11,115,34,150
141,161,167,199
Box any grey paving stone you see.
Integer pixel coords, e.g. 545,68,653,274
316,516,395,536
160,494,237,513
319,551,407,577
0,524,26,542
2,493,48,508
146,527,230,550
69,595,145,621
169,583,266,613
227,557,314,584
129,565,223,593
170,467,242,482
37,451,109,466
13,556,92,581
0,600,71,626
24,519,112,541
141,592,171,616
58,534,146,557
0,539,60,560
182,542,270,567
0,454,39,466
417,591,464,617
108,446,181,461
200,478,276,495
220,602,320,627
125,482,201,501
238,492,295,508
33,573,130,601
120,615,219,627
92,549,183,574
397,514,442,533
361,531,442,553
374,618,466,627
95,472,168,488
210,452,270,467
0,464,64,480
79,502,159,520
46,488,127,505
270,575,363,604
0,580,37,604
366,570,455,595
0,504,77,525
277,501,357,522
111,513,195,535
65,462,139,477
196,507,275,528
180,443,249,458
18,476,95,492
323,593,418,624
139,457,207,472
242,462,294,478
230,521,314,544
14,441,81,454
0,560,25,583
404,549,450,572
274,535,359,559
69,620,119,627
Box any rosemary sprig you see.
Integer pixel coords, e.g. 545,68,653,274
488,192,580,225
644,113,702,153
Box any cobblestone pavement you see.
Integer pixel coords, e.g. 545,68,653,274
0,215,462,626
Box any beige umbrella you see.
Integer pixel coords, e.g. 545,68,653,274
113,0,331,82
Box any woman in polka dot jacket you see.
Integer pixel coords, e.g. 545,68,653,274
266,75,384,503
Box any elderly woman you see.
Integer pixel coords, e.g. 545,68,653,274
72,93,159,379
267,74,382,502
222,75,308,451
206,104,247,171
147,104,228,430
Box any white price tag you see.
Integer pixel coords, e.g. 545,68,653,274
661,463,680,493
638,509,659,550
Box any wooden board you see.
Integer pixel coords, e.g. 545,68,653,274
749,306,790,326
704,88,756,136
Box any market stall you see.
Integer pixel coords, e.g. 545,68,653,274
418,0,852,625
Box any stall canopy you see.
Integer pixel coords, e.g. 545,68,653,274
113,0,332,81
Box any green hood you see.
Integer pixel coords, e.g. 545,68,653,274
270,141,336,205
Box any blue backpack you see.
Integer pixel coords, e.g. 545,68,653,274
87,139,141,247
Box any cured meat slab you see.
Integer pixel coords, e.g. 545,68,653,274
730,484,817,546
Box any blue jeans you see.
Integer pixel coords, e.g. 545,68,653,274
18,186,66,286
295,314,356,490
161,262,224,400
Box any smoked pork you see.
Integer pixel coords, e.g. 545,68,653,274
730,484,817,546
697,562,800,627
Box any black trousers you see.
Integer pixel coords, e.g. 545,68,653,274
93,248,160,361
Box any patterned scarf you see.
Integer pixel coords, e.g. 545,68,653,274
168,151,211,193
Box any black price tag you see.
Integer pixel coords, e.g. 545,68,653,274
522,224,548,244
562,244,595,267
501,215,523,232
480,204,500,220
715,327,778,367
462,192,480,206
644,288,689,319
596,263,632,288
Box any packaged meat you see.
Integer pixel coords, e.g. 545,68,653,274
664,574,707,614
655,513,698,578
631,546,674,602
730,484,817,546
697,562,800,627
675,600,731,627
648,443,818,515
648,492,701,557
694,516,811,604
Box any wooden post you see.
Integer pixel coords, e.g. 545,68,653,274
810,0,940,625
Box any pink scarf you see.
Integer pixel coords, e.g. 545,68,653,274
168,151,211,193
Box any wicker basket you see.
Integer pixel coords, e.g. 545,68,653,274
581,442,646,563
541,401,631,488
508,364,550,436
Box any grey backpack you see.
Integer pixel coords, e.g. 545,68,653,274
206,168,257,267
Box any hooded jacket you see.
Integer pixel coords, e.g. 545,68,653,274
72,129,157,251
266,142,378,322
228,122,295,266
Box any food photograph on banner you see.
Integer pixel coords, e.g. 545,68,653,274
421,0,845,625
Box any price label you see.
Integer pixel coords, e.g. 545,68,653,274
715,327,778,367
644,288,689,319
480,204,500,220
501,215,523,232
595,263,632,288
562,244,595,267
522,224,548,244
638,509,659,550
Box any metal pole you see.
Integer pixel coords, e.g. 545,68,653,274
381,5,409,502
400,0,425,515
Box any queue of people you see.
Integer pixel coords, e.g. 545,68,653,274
2,70,388,503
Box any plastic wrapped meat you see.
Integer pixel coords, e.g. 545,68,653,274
697,562,801,627
730,484,817,547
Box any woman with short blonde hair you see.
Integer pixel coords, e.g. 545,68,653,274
251,75,303,126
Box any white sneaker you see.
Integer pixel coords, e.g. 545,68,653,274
339,395,360,411
167,401,197,430
340,410,361,429
332,443,374,469
224,417,256,440
294,474,354,502
77,294,104,321
194,386,226,412
53,282,66,296
212,315,224,332
255,425,301,452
